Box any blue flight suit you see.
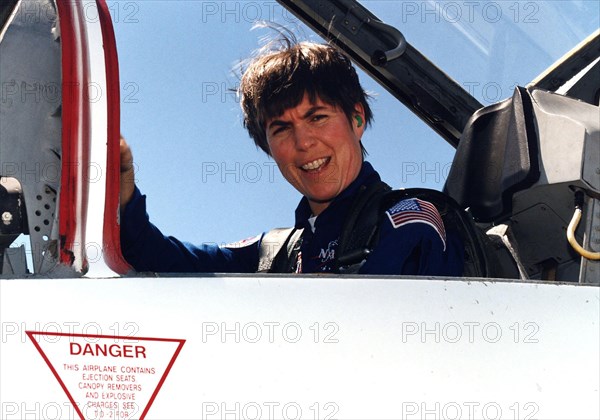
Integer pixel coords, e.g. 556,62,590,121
120,162,464,275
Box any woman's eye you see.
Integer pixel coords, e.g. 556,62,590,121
272,126,289,137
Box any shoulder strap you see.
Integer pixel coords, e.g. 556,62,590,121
257,228,294,273
257,227,304,273
335,181,392,273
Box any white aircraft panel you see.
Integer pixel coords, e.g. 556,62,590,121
1,276,598,419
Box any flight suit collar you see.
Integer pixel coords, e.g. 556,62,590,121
293,161,381,229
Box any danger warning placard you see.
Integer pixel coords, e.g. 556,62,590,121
26,331,185,420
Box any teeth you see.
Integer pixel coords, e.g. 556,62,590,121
302,158,328,171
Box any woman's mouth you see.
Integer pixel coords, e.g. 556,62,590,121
300,157,330,172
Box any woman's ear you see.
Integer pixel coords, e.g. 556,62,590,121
353,103,366,137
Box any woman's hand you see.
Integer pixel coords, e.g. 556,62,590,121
120,135,135,210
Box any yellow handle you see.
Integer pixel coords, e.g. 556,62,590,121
567,208,600,260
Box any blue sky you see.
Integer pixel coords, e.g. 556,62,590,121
108,0,598,245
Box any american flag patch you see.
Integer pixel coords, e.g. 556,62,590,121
386,198,447,250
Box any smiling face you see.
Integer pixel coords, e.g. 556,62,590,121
266,94,365,215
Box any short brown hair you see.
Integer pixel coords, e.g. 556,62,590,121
239,40,373,155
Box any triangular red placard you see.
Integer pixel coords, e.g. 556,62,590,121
27,331,185,419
